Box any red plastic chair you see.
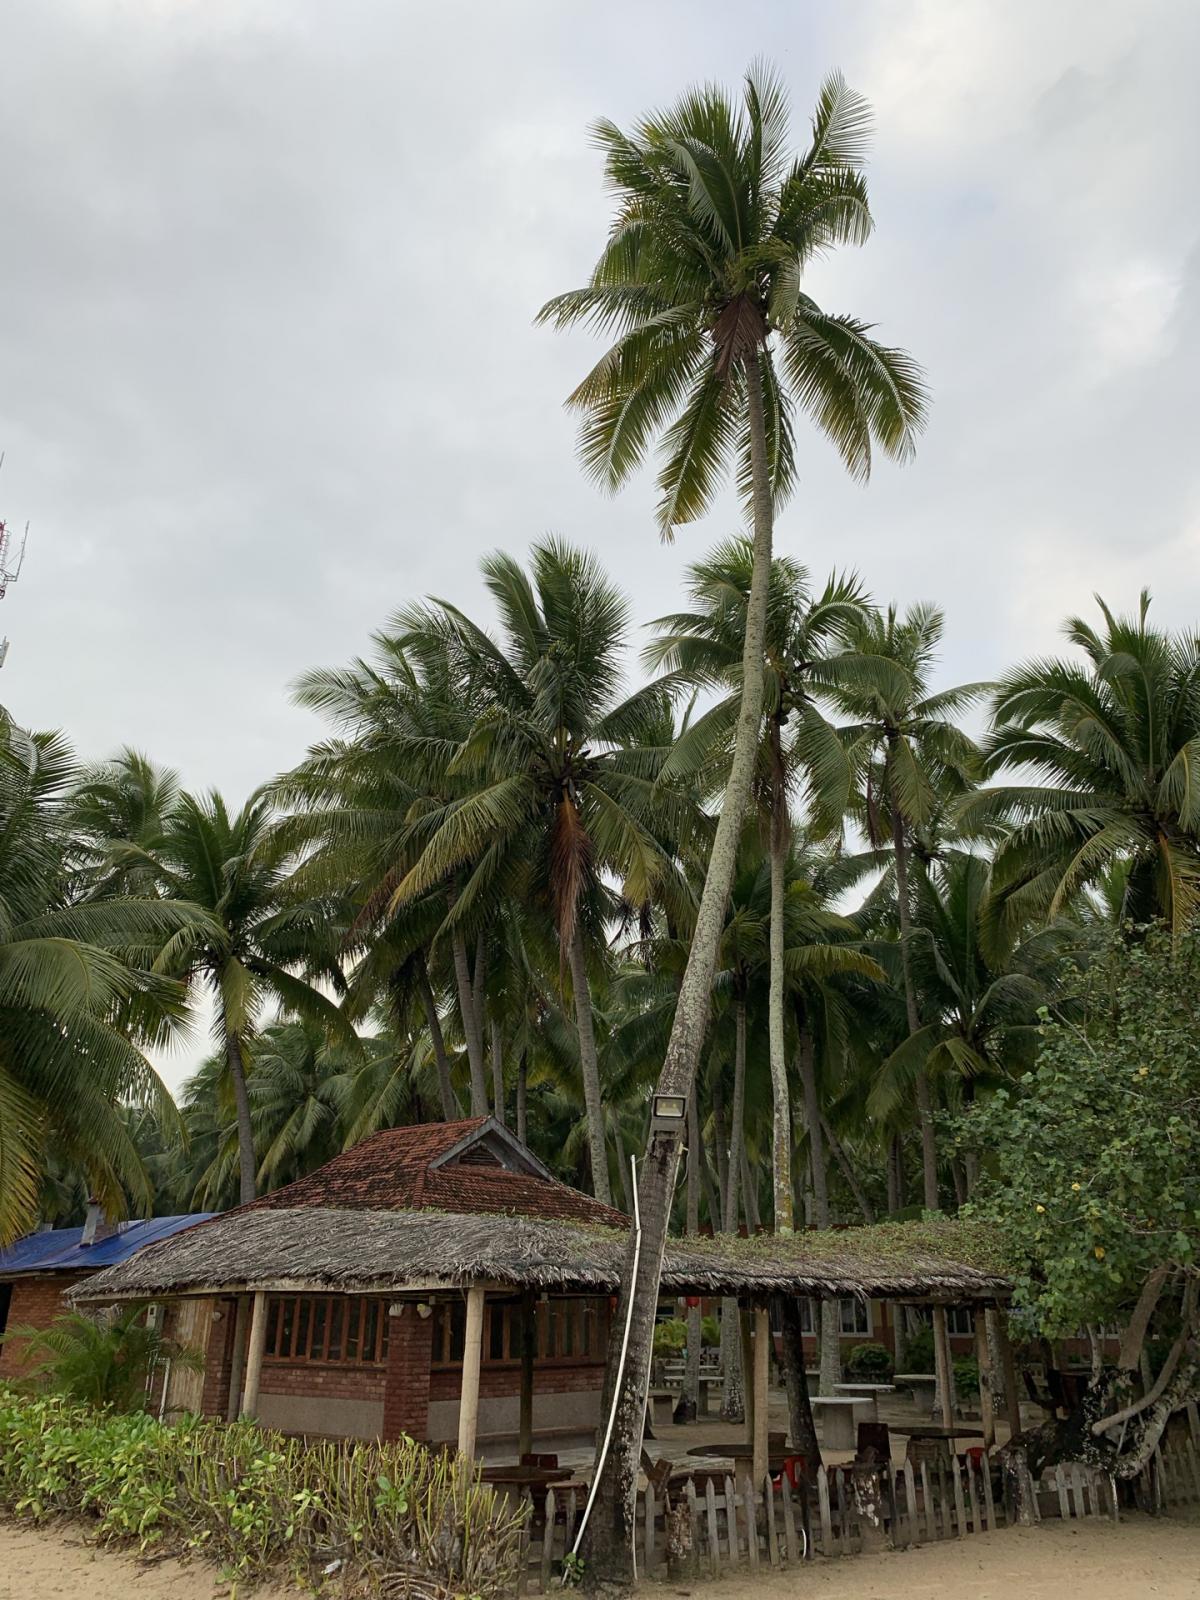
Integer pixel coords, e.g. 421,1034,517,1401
771,1453,808,1489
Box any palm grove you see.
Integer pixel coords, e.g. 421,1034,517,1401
2,66,1197,1582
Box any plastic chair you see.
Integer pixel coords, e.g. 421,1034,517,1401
771,1453,808,1490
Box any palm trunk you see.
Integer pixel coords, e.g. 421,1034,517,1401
225,1029,256,1207
568,921,611,1207
887,1133,904,1215
583,346,775,1581
516,1049,528,1145
777,1294,821,1470
450,927,490,1116
489,1016,506,1126
683,1089,701,1421
739,1144,761,1232
767,721,793,1233
719,1001,748,1422
890,794,939,1210
796,1018,841,1394
415,955,459,1121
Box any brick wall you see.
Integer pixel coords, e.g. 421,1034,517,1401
0,1277,74,1378
383,1303,434,1440
199,1296,238,1418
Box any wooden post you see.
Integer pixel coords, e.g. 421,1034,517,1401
974,1308,995,1449
740,1305,755,1442
996,1309,1023,1441
239,1291,268,1419
225,1296,250,1422
518,1289,535,1460
932,1306,955,1429
752,1303,770,1488
457,1285,486,1458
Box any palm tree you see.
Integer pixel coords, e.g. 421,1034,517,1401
0,723,198,1242
966,592,1200,937
831,603,985,1210
111,790,356,1206
540,66,925,1567
390,540,678,1204
869,851,1079,1194
647,538,898,1231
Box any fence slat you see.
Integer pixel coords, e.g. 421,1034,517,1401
1053,1465,1070,1522
835,1467,851,1556
724,1474,738,1563
763,1474,780,1566
919,1461,935,1543
967,1462,981,1534
540,1488,554,1592
779,1473,798,1562
1186,1441,1200,1505
742,1472,759,1570
643,1481,655,1574
981,1456,997,1530
817,1466,833,1557
902,1459,920,1546
952,1461,967,1538
705,1476,720,1576
686,1477,701,1576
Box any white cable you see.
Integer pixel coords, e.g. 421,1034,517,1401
569,1152,642,1576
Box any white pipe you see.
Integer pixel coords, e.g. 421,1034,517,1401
570,1153,642,1574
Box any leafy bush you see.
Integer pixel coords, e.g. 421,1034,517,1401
903,1325,936,1372
846,1342,893,1381
953,1356,980,1397
13,1308,203,1413
0,1387,525,1596
652,1317,687,1357
701,1315,720,1348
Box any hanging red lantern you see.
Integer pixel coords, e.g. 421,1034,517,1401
685,1296,701,1309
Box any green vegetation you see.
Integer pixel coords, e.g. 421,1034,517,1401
0,1388,524,1595
845,1341,893,1381
12,1306,202,1412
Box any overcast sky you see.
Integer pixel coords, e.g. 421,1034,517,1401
2,1,1198,1083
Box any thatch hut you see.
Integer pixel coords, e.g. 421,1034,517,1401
74,1117,1016,1469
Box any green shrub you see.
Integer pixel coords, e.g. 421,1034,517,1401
653,1317,687,1357
903,1326,936,1372
845,1342,893,1381
0,1387,524,1596
953,1356,980,1397
13,1308,203,1413
701,1315,720,1348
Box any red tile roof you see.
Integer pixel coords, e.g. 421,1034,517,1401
246,1118,628,1229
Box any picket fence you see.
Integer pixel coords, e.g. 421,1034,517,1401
512,1438,1200,1590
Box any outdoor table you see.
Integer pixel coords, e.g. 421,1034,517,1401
810,1395,874,1451
685,1442,788,1475
894,1372,939,1415
834,1382,896,1420
478,1464,574,1494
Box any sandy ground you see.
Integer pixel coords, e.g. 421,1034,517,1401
2,1515,1198,1600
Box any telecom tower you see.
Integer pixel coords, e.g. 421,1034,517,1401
0,453,29,669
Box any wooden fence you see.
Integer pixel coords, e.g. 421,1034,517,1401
512,1438,1200,1590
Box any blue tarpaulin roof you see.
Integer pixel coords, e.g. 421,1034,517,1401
0,1214,214,1278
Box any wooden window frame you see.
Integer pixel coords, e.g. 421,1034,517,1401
263,1294,391,1366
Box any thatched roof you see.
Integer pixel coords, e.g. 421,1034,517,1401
72,1207,1012,1307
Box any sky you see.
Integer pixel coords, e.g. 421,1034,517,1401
1,0,1198,1086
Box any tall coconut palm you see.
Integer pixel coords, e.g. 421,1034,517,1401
647,538,901,1231
111,791,356,1206
0,723,199,1242
540,65,925,1568
390,539,679,1205
966,592,1200,938
831,604,985,1210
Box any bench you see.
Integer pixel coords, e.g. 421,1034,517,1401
834,1382,896,1420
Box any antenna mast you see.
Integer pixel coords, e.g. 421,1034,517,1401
0,452,30,668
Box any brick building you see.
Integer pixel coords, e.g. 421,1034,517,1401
76,1117,1016,1471
0,1212,212,1380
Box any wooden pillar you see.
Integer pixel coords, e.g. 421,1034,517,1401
932,1305,955,1429
974,1308,995,1448
239,1291,268,1420
457,1286,486,1459
752,1303,770,1488
517,1290,535,1460
739,1305,755,1439
225,1296,250,1422
996,1309,1023,1440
